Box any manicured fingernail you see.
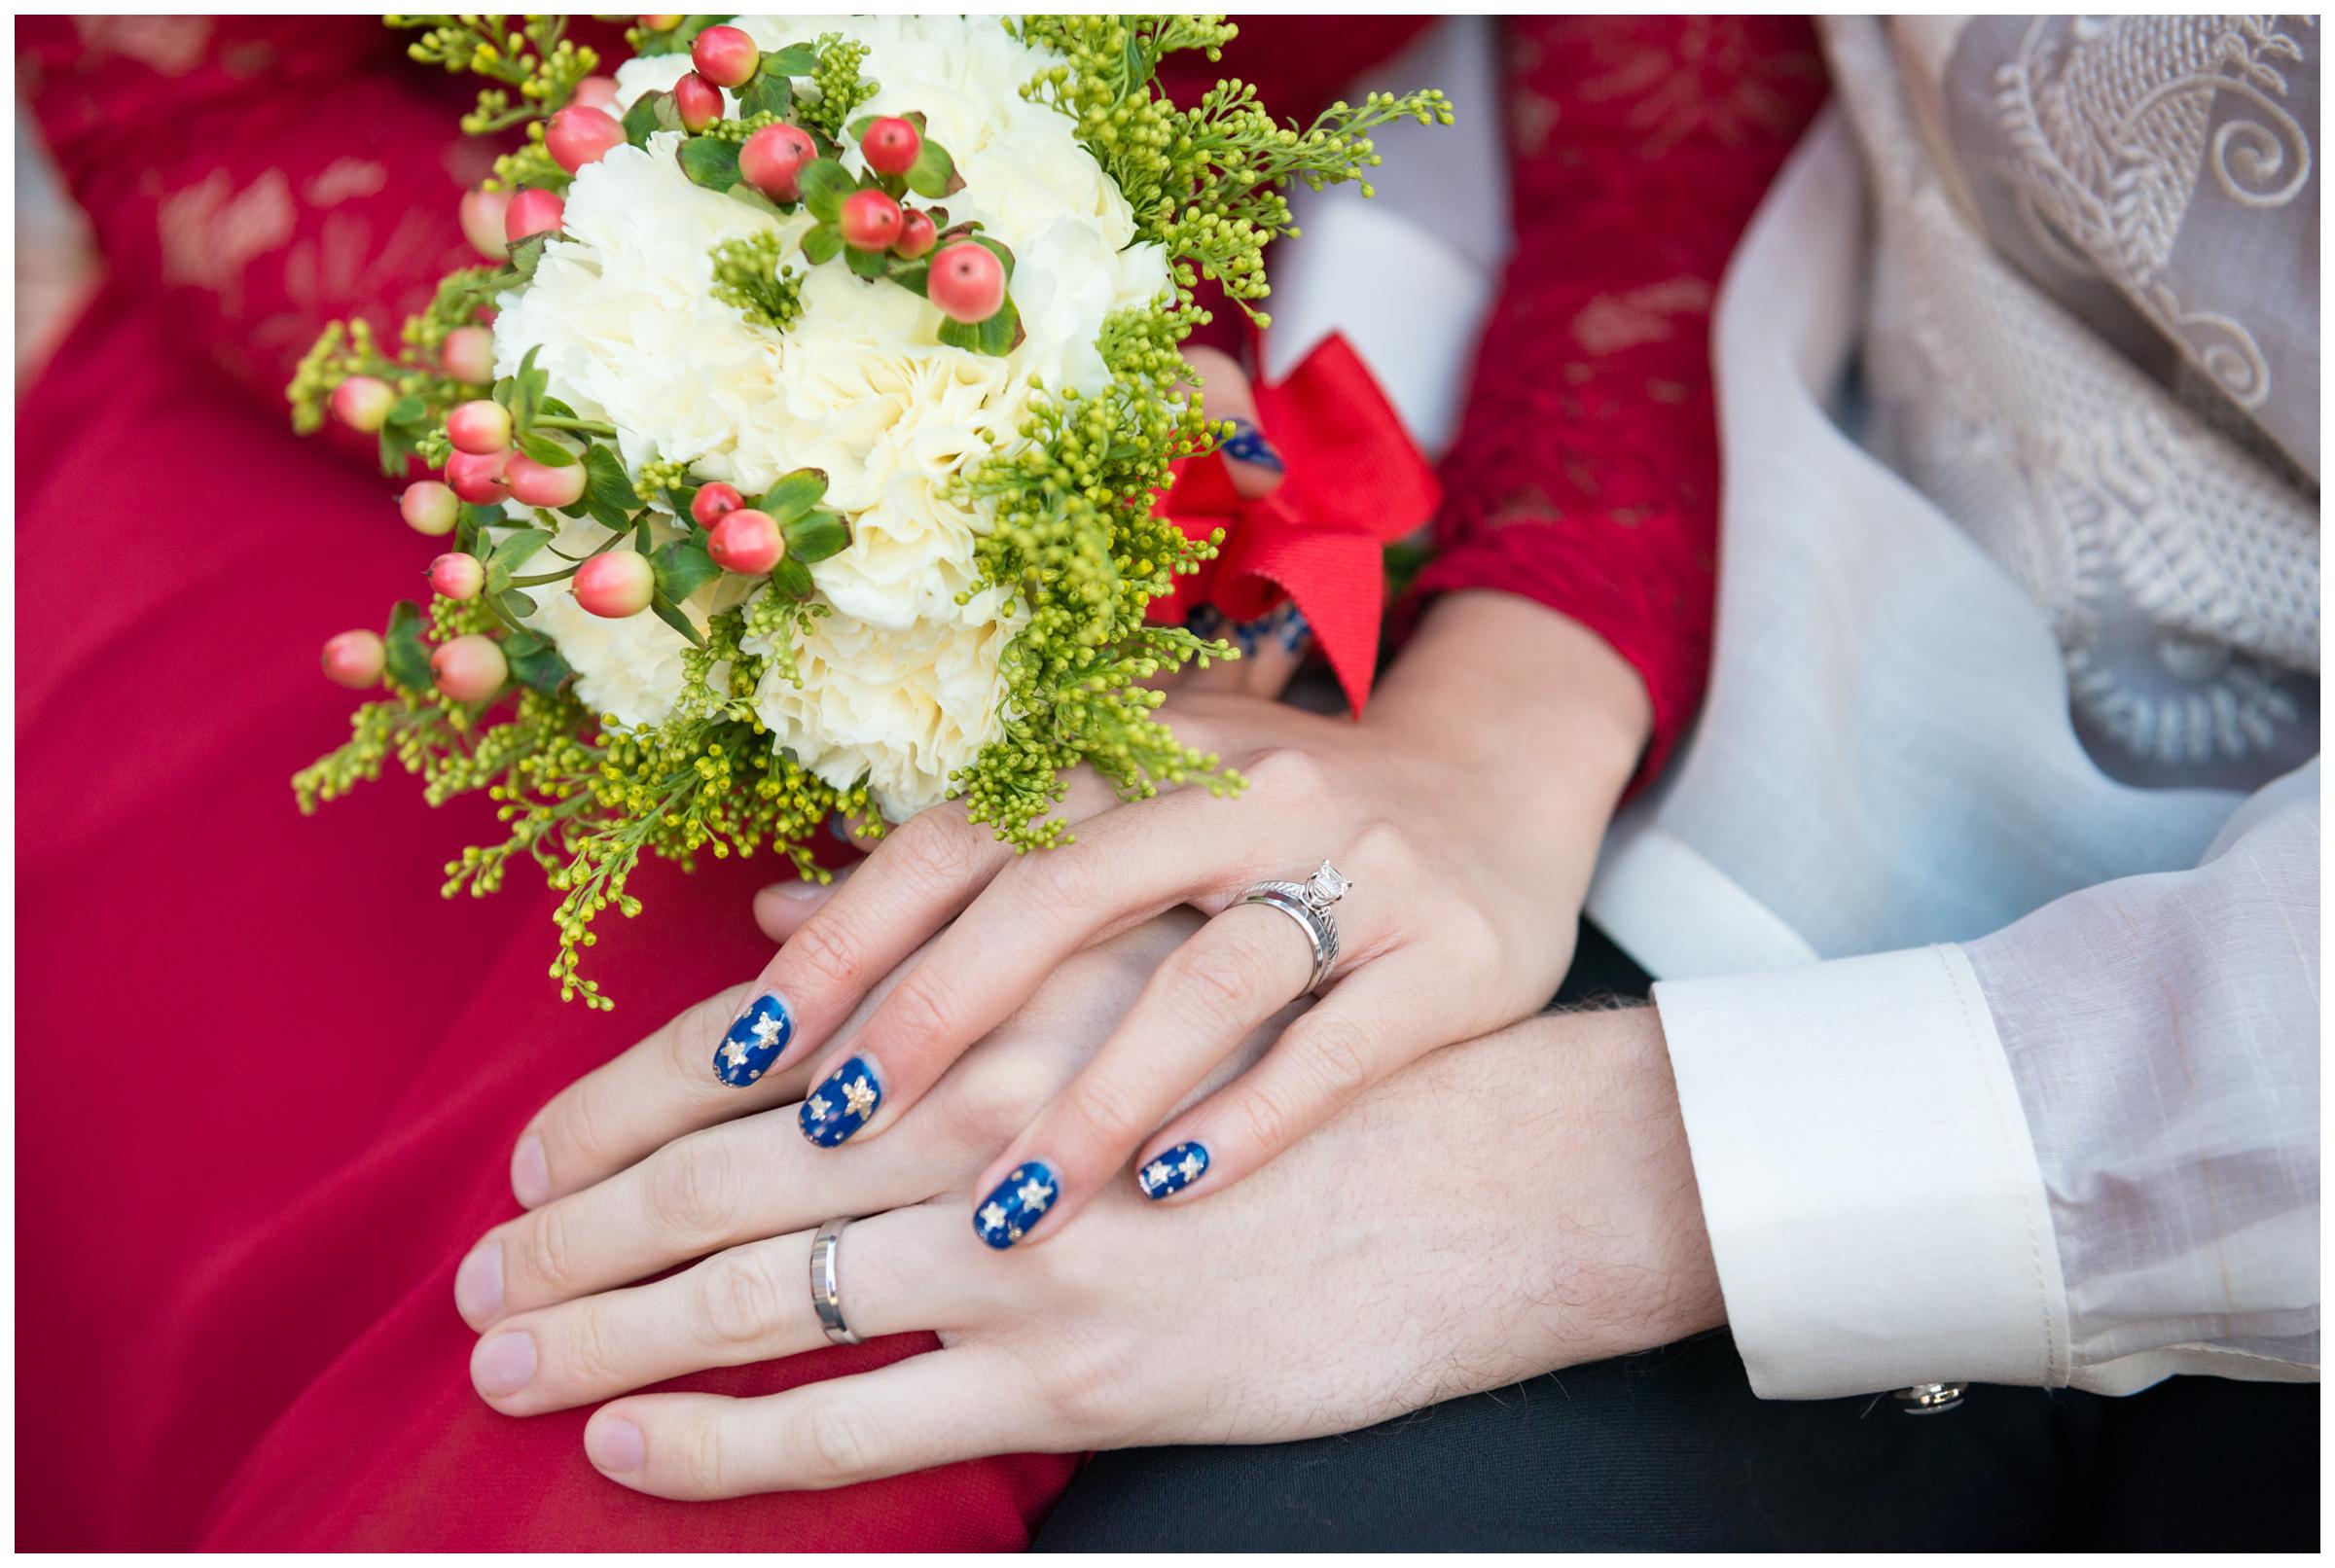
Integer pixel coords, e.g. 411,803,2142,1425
714,993,793,1087
588,1415,645,1474
474,1331,536,1396
799,1054,880,1147
511,1134,551,1207
972,1159,1060,1249
1220,416,1284,473
1137,1141,1210,1200
454,1241,503,1324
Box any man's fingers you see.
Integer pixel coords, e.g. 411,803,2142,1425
585,1346,1038,1498
751,862,851,944
471,1204,974,1415
1134,958,1439,1207
962,902,1315,1250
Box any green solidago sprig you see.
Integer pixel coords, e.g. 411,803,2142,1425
709,232,805,336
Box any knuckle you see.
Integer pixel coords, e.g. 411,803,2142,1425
522,1204,579,1295
553,1076,620,1169
1351,818,1421,883
560,1302,621,1388
664,986,748,1083
1033,1327,1137,1440
880,810,987,892
877,970,961,1052
675,1414,728,1496
1289,1015,1375,1100
791,1392,880,1485
1017,837,1109,915
1062,1071,1150,1152
1231,1081,1295,1156
644,1134,737,1246
696,1247,783,1349
944,1051,1056,1144
1242,745,1331,808
1167,936,1274,1023
779,914,867,999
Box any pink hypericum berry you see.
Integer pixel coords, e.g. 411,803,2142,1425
928,241,1006,324
639,15,683,31
672,71,724,133
444,448,512,505
321,629,386,689
400,481,462,536
859,116,921,176
690,24,759,89
893,209,938,260
707,508,785,576
571,75,620,111
439,325,495,384
431,634,509,702
840,189,904,253
505,451,587,509
459,187,512,260
690,481,745,527
547,105,627,174
504,188,566,244
573,551,657,619
331,374,396,433
428,552,486,600
446,400,513,456
739,122,817,201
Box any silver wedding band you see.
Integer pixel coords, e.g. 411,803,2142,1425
1239,860,1351,994
809,1216,859,1346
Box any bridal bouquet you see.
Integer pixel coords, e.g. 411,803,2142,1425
291,14,1448,1005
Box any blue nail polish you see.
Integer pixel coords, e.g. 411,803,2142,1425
972,1160,1060,1249
1220,416,1285,473
1136,1142,1210,1200
799,1054,881,1146
714,994,793,1087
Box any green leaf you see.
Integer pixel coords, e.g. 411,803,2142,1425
904,138,957,199
725,184,789,220
498,588,538,619
582,445,641,532
888,259,930,297
501,628,572,694
936,291,1022,358
678,135,742,193
621,89,665,149
648,592,706,648
386,394,426,426
517,431,578,467
651,537,722,604
736,69,792,121
757,468,829,523
769,555,815,599
969,233,1016,279
845,114,877,141
843,242,888,280
783,509,849,564
798,158,855,222
764,42,818,75
382,600,433,692
506,231,549,282
632,15,730,57
800,222,843,266
490,529,553,575
455,502,498,555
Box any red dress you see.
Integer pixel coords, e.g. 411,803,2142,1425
15,17,1821,1550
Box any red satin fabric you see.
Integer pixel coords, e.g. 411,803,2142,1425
1157,333,1440,712
15,290,1078,1550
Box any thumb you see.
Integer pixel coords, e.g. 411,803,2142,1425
1179,345,1284,501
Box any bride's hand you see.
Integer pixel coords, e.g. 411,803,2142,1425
661,591,1647,1252
462,987,1719,1498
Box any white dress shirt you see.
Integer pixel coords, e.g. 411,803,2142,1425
1289,18,2319,1399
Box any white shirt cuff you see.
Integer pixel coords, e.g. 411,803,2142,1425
1653,944,2073,1398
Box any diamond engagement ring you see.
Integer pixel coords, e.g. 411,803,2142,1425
1238,861,1350,994
808,1217,859,1346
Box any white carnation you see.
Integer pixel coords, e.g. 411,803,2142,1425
513,17,1167,817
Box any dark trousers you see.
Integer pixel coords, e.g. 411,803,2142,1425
1034,926,2320,1551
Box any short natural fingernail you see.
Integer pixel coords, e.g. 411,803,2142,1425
768,875,830,900
714,993,793,1087
1137,1141,1210,1200
1220,416,1284,473
511,1134,551,1207
588,1415,645,1475
799,1054,880,1147
473,1331,536,1397
972,1159,1060,1249
453,1241,503,1325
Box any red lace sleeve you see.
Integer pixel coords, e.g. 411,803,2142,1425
1416,17,1827,783
16,18,493,427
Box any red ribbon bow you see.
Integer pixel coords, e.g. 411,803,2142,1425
1152,332,1440,714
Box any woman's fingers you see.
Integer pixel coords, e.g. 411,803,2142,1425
1180,345,1284,500
585,1346,1037,1498
1134,957,1436,1208
462,1098,950,1330
961,902,1314,1249
472,1204,976,1416
790,783,1267,1158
